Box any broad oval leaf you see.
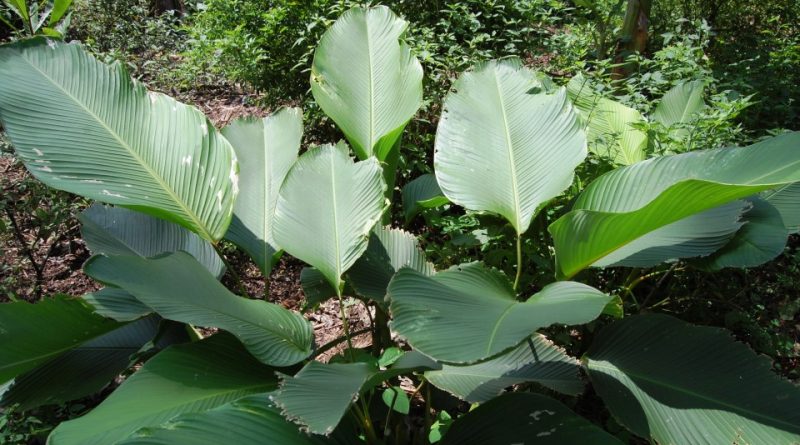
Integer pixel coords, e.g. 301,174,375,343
387,262,611,363
273,143,386,293
566,73,647,165
222,108,302,274
84,252,313,367
48,333,278,445
550,132,800,279
425,334,583,403
440,392,624,445
1,315,165,410
311,5,423,161
275,362,375,435
347,225,434,305
118,395,331,445
80,204,224,277
401,173,448,224
434,60,586,235
653,79,705,141
0,39,237,242
585,314,800,445
0,296,121,384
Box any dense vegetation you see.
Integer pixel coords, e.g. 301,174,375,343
1,0,799,444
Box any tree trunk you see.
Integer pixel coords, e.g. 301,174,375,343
152,0,184,14
612,0,652,81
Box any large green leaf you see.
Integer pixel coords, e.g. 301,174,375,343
347,225,434,305
695,197,788,270
1,316,163,410
118,395,331,445
84,252,313,366
0,39,237,242
585,314,800,445
275,362,375,435
80,204,224,277
387,262,611,363
567,73,647,165
401,174,448,224
0,296,121,384
440,392,624,445
584,200,748,268
652,79,705,141
273,143,386,293
310,5,422,162
550,132,800,279
434,60,586,235
425,334,583,402
763,182,800,233
48,333,278,445
222,108,302,274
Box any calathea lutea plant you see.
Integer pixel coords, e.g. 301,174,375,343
1,5,799,445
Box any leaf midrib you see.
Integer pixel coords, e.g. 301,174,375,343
492,69,522,233
19,51,213,241
588,360,800,431
329,150,342,294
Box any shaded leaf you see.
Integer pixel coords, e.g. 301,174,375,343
275,362,375,435
585,314,800,445
347,225,434,305
222,108,302,274
48,333,278,445
84,252,313,367
401,174,448,223
696,197,788,270
0,296,121,384
440,392,624,445
80,204,223,277
425,334,583,402
763,182,800,233
119,394,332,445
1,316,163,410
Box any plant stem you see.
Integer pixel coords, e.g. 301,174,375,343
352,399,379,445
512,233,523,292
5,208,43,297
338,293,356,362
313,327,372,359
212,243,249,298
640,262,680,310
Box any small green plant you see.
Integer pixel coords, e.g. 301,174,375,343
1,6,800,445
0,0,72,38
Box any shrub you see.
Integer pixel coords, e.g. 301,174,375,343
1,6,800,444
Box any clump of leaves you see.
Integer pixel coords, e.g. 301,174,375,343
1,6,800,445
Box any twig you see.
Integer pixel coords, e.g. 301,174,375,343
5,208,43,297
